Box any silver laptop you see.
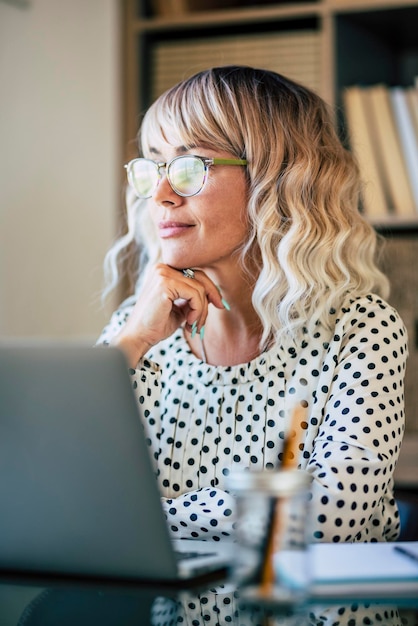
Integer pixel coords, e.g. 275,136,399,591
0,342,230,584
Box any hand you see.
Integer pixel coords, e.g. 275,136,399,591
112,264,225,367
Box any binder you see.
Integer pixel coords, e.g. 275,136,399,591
343,86,389,219
367,85,416,217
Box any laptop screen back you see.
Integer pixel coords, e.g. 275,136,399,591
0,343,178,581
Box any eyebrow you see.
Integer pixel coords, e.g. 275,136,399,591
147,144,208,159
148,145,191,158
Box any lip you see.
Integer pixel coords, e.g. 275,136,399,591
158,221,194,238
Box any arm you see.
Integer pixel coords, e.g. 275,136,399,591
162,488,235,541
305,299,408,542
128,362,235,541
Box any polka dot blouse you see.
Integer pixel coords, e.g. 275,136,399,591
98,293,408,544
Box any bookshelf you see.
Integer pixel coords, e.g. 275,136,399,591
123,0,418,224
122,0,418,440
123,0,418,153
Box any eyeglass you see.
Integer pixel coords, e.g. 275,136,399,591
125,154,247,199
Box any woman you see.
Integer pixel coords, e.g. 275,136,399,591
98,66,407,544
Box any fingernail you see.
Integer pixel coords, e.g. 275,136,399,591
221,297,231,311
216,285,231,311
200,325,205,340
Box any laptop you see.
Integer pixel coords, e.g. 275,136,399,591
0,342,231,584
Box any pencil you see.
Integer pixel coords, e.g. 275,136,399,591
394,545,418,565
258,402,307,592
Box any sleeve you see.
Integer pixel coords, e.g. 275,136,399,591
161,488,236,542
96,297,136,346
305,299,408,543
96,300,164,459
133,366,235,542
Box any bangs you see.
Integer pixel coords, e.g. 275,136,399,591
140,74,242,155
140,97,194,152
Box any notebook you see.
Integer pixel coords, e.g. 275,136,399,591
0,342,230,584
274,541,418,599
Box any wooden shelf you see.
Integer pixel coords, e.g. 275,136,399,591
325,0,418,12
137,3,324,30
373,218,418,236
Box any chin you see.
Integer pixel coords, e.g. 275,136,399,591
161,251,197,270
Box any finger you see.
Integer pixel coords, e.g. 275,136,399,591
166,274,209,329
180,289,209,332
180,268,226,311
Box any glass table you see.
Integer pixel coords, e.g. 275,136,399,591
1,574,417,626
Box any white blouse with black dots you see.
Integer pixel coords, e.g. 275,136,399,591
98,293,408,544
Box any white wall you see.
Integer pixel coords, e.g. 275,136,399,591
0,0,120,341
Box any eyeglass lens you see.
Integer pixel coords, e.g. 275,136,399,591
168,156,206,196
128,156,207,198
128,159,159,198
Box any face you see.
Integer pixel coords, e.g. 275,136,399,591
144,140,249,274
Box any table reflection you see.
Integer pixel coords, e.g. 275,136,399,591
153,586,410,625
4,582,416,626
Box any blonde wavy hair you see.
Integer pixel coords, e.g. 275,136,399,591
103,65,389,348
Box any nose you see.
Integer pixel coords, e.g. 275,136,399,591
153,168,183,205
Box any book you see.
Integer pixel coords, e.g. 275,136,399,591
274,541,418,600
406,87,418,142
366,84,416,217
390,87,418,212
342,86,389,219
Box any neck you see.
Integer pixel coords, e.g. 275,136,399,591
185,259,265,365
198,326,264,366
188,288,264,366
